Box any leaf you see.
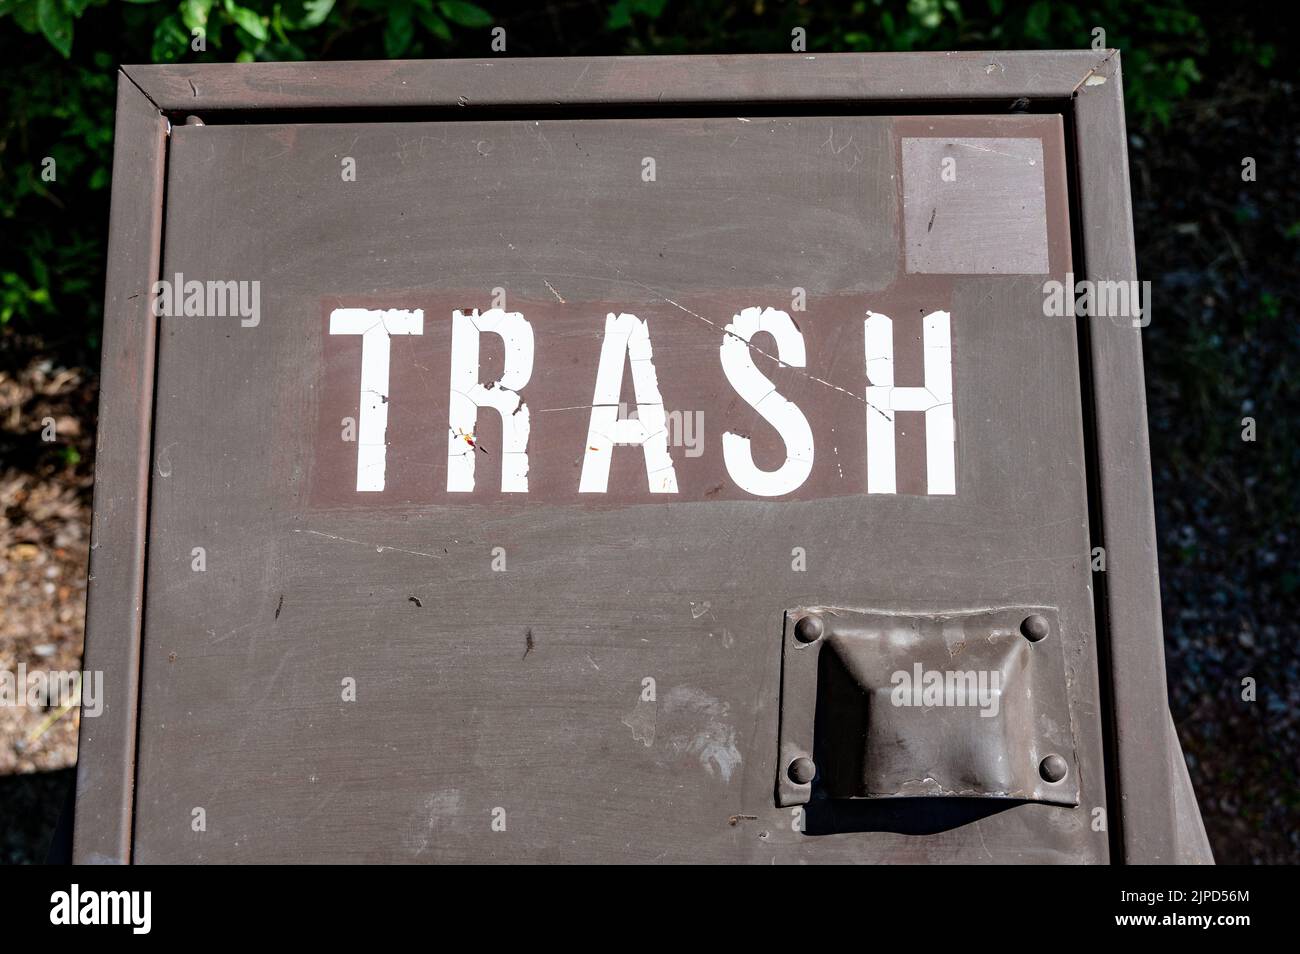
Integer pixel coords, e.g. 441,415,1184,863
416,7,451,41
151,14,191,62
10,0,42,34
271,2,289,42
1024,0,1050,41
36,0,72,58
283,0,334,30
224,0,268,41
437,0,490,28
605,0,664,29
906,0,942,30
605,0,631,30
180,0,213,33
384,5,413,57
301,0,334,28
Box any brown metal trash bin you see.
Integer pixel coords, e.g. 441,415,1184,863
75,52,1212,864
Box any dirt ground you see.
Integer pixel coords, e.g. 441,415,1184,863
1,67,1297,867
0,348,93,863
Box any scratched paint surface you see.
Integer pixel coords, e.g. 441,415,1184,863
134,114,1105,863
901,136,1050,275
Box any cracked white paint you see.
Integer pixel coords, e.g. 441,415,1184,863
719,306,814,497
579,313,678,494
864,310,955,495
329,307,424,492
447,308,534,493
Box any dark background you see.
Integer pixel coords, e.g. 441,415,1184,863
1,0,1296,864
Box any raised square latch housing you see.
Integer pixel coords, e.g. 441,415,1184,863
776,606,1080,809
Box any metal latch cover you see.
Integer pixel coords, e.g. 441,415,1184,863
776,606,1080,808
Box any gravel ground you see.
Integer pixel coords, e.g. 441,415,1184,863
0,349,94,864
1,65,1296,867
1135,70,1300,864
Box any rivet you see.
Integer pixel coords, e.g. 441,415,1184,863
788,756,816,785
794,615,824,643
1039,754,1068,783
1020,614,1050,642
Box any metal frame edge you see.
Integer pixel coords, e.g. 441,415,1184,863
72,72,167,865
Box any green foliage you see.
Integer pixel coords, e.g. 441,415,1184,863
606,0,668,31
0,0,1287,352
0,0,499,347
1,38,115,347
